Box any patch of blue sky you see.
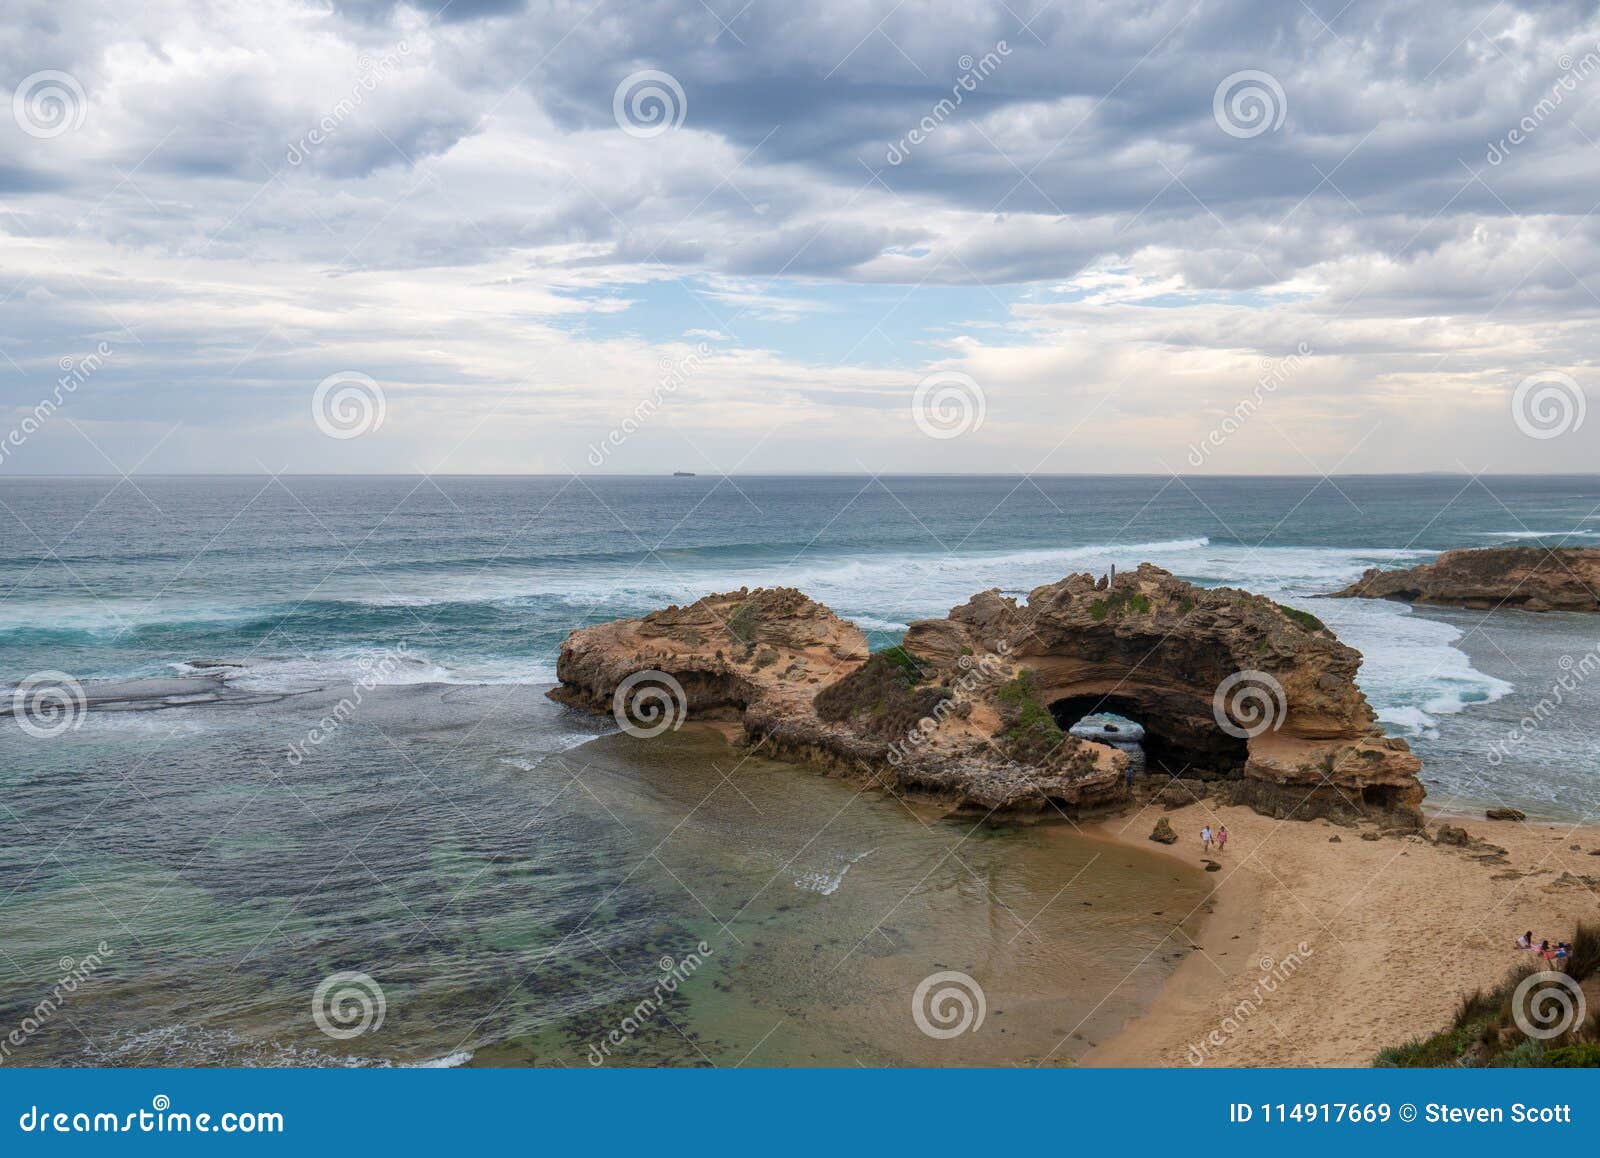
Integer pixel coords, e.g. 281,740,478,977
549,277,1027,366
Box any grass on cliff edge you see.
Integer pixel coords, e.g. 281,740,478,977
1088,589,1151,621
1375,922,1600,1068
995,669,1066,762
813,645,954,741
1275,602,1326,633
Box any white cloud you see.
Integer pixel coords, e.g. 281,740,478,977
1,0,1597,474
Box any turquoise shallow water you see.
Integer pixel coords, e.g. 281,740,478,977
2,474,1598,1065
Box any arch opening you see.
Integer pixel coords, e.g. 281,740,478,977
1048,692,1249,779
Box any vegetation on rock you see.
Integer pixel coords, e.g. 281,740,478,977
1088,589,1152,620
1375,922,1599,1067
726,600,760,642
554,565,1424,820
1276,603,1326,633
995,669,1065,762
813,645,949,741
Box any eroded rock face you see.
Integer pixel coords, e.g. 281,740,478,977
1325,547,1600,612
904,564,1422,822
549,586,868,723
551,565,1424,823
1149,817,1179,844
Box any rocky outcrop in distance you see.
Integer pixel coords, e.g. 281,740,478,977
1325,546,1600,612
551,565,1424,824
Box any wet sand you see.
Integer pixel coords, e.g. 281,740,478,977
1085,801,1600,1066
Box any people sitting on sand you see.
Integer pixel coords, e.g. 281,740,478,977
1517,933,1576,965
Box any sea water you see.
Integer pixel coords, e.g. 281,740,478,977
1,474,1596,1065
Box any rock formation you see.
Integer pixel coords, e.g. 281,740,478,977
1326,546,1600,612
551,565,1424,824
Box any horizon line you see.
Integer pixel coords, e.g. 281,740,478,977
5,470,1600,481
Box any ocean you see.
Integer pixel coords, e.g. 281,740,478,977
2,473,1597,1066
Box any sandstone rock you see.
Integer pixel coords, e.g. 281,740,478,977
1149,817,1178,844
1435,824,1471,846
1485,807,1527,821
551,565,1425,823
1328,835,1342,842
906,564,1422,822
1325,547,1600,613
1133,776,1211,811
1360,831,1382,841
1203,859,1222,871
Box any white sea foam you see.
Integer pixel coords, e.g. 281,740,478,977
329,536,1221,614
412,1049,473,1068
1470,530,1600,539
499,735,602,770
219,652,558,693
846,613,912,634
794,848,875,896
9,533,1511,743
1305,597,1514,737
99,1024,385,1068
0,600,264,634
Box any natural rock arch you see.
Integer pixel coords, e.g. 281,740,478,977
1046,691,1249,778
901,564,1422,819
551,566,1423,823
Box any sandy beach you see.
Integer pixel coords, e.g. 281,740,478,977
1085,800,1600,1067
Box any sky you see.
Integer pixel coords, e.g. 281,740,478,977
2,0,1599,475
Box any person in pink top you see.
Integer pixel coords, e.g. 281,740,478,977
1216,825,1229,853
